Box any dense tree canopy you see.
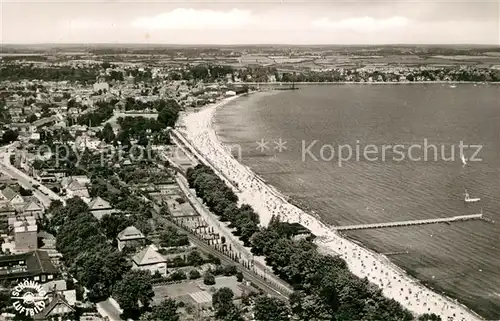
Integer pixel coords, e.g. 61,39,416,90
418,314,442,321
139,299,180,321
160,226,189,248
1,129,19,144
48,197,131,302
114,99,179,145
100,123,116,143
186,165,258,246
254,296,290,321
113,270,154,318
0,64,99,82
212,287,243,321
186,164,420,321
77,100,116,126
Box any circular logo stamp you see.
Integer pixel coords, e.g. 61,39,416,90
10,280,48,317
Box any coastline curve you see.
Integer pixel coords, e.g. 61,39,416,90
179,93,484,321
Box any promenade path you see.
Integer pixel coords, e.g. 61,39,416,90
166,133,293,297
151,201,293,299
175,173,293,296
170,129,241,192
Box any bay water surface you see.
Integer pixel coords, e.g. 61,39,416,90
214,84,500,319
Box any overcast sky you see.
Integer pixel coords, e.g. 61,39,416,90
1,0,499,44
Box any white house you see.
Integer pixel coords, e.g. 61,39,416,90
1,187,26,209
30,133,41,140
61,176,90,200
75,135,103,151
132,244,167,276
93,82,109,93
14,219,38,253
88,196,116,220
22,200,44,219
117,226,145,252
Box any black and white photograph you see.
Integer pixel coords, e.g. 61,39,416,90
0,1,499,321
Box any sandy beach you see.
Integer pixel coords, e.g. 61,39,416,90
178,94,484,321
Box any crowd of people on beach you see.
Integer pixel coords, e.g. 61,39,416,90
179,99,482,321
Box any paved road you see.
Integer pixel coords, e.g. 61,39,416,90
176,174,250,259
0,144,65,208
151,208,292,300
176,174,291,290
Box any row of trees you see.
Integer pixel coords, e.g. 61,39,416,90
186,165,442,321
252,217,418,321
112,98,180,146
169,65,234,82
47,198,183,320
77,100,116,126
88,177,153,235
186,165,260,246
211,287,291,321
121,97,180,114
1,129,19,145
277,68,500,83
47,198,130,301
0,64,99,82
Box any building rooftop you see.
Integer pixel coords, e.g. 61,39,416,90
22,200,43,212
188,290,212,304
0,250,58,279
88,196,112,211
132,245,166,266
2,187,20,201
117,225,145,241
12,217,37,228
42,279,67,293
0,202,16,213
32,115,58,127
34,292,75,320
14,221,37,233
285,222,314,237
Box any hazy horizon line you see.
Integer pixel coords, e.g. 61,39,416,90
2,43,499,48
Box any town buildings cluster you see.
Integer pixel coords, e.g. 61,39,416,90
0,54,496,321
0,61,259,321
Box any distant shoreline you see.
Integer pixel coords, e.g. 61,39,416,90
235,81,500,86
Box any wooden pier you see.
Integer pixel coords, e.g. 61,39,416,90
382,251,409,256
335,213,484,231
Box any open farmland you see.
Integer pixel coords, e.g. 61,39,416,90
239,55,275,65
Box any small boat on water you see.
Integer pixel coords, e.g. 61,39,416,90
464,189,480,203
461,153,467,167
449,84,457,88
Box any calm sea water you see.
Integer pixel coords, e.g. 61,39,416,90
214,84,500,319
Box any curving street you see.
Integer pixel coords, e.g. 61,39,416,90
0,143,65,208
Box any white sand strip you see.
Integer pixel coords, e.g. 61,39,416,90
179,95,484,321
